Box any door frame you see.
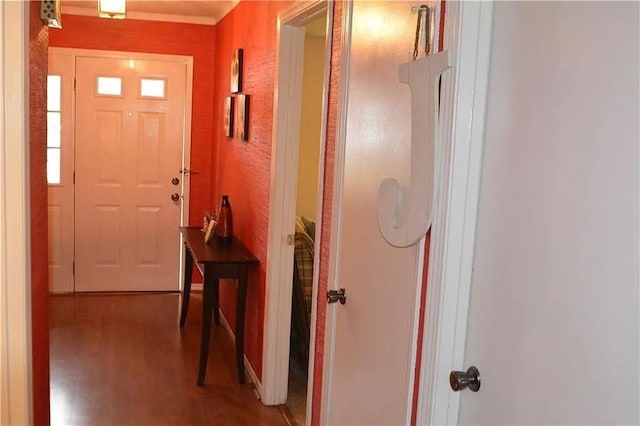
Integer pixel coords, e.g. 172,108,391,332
416,1,494,424
47,47,194,292
0,1,32,424
261,0,333,413
318,1,352,423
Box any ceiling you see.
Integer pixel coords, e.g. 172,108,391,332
61,0,239,25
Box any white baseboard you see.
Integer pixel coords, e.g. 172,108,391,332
218,308,263,398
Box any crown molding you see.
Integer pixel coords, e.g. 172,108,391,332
62,4,239,26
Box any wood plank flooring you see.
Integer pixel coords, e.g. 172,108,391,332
286,358,308,426
49,293,288,426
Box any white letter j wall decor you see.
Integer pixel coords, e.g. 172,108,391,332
376,49,451,247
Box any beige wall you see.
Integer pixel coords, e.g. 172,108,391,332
296,33,326,221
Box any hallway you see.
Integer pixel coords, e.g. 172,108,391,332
49,293,288,425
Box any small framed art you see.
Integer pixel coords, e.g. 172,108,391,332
230,48,244,94
223,96,234,138
236,94,249,141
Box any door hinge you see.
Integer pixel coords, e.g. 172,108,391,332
73,171,75,184
72,261,75,275
73,78,76,91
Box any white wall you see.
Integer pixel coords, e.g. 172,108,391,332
460,2,639,424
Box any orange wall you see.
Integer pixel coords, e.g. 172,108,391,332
211,0,292,381
29,1,50,424
49,15,217,225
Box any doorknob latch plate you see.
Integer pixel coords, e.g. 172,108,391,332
326,288,346,305
180,168,199,175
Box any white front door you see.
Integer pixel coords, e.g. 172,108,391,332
458,2,638,424
74,56,187,292
325,2,426,424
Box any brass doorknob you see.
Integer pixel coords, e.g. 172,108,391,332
171,193,180,202
450,366,481,392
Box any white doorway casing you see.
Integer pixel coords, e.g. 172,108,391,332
416,1,494,423
262,0,333,416
0,1,32,424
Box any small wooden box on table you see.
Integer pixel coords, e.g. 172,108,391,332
178,227,258,386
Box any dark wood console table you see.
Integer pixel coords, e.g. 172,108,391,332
179,227,258,386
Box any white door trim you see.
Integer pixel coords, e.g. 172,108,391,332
416,1,494,424
319,1,353,424
0,1,33,424
48,47,194,292
261,0,332,411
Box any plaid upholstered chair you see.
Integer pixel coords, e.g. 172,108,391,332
290,216,315,369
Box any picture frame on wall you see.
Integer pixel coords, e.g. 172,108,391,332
223,96,234,138
230,48,244,94
236,94,249,141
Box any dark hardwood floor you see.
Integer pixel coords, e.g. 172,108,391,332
285,357,308,426
49,293,288,426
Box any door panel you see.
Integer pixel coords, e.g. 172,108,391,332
137,113,165,184
75,56,186,292
459,2,639,424
96,110,125,183
327,2,424,424
47,204,65,273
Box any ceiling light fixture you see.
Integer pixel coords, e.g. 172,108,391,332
98,0,126,19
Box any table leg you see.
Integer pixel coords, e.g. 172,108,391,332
197,271,215,386
179,248,194,327
236,268,248,384
213,279,220,326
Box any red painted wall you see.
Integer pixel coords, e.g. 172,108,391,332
49,15,217,226
211,0,292,381
29,1,50,424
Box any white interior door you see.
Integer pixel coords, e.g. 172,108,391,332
325,2,425,424
458,2,639,424
75,56,187,292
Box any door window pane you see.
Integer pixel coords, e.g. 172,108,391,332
47,75,61,111
47,75,62,185
97,76,122,96
140,78,166,98
47,112,61,148
47,148,61,184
